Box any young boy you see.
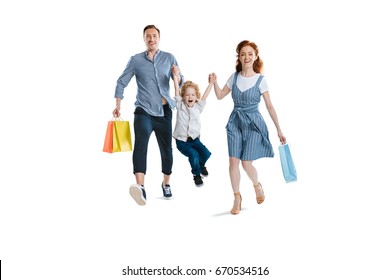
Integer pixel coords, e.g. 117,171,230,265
172,75,212,186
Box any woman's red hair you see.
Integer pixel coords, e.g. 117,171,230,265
235,40,264,74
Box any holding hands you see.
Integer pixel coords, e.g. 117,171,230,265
208,73,217,84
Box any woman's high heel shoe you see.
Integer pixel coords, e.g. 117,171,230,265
231,192,242,215
254,182,265,204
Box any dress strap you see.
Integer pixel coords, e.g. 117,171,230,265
233,72,239,85
254,74,264,89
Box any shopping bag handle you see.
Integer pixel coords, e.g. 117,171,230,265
111,117,125,121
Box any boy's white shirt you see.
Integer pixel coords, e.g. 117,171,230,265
172,96,206,141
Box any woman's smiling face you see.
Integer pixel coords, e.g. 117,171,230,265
239,45,257,69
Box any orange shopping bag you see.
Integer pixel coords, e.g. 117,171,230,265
103,119,132,153
103,121,114,153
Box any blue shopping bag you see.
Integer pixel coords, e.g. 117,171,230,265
278,143,297,183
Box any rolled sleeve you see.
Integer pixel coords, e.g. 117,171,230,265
114,57,135,99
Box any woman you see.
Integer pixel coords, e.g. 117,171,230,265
209,40,286,214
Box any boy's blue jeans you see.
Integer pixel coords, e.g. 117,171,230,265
176,137,211,176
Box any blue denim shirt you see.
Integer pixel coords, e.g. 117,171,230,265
115,50,184,117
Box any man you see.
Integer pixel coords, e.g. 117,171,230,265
113,25,183,206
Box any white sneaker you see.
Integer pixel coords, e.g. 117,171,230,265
129,184,146,206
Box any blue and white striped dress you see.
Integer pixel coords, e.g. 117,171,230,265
226,72,274,160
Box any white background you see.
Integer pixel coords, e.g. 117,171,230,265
1,0,389,279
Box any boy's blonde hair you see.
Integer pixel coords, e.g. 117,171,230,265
180,81,201,99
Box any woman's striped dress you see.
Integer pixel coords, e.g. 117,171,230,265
226,72,274,160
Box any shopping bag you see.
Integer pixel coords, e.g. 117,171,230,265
112,120,132,152
278,143,297,183
103,119,132,153
102,121,114,153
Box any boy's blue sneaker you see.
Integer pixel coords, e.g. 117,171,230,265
201,167,209,177
193,175,204,187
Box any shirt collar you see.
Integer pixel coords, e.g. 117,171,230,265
144,49,160,59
